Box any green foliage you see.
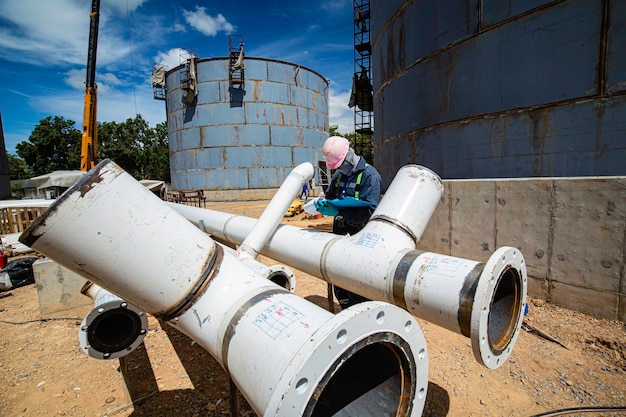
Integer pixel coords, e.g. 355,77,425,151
16,116,81,176
98,116,169,181
7,154,31,180
14,115,170,182
11,182,24,199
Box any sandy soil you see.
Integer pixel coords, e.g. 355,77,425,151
0,201,624,417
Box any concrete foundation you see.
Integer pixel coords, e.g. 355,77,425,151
33,258,91,318
418,176,626,322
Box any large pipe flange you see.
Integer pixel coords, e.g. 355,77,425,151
263,301,429,416
471,246,527,369
79,282,148,360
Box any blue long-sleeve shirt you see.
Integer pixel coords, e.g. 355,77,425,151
325,156,382,225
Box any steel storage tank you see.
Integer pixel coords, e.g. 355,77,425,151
165,57,328,200
372,0,626,186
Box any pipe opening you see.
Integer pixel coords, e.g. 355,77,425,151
305,333,415,417
86,308,144,354
488,266,523,355
268,273,290,291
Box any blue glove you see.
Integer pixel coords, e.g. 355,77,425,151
314,198,339,217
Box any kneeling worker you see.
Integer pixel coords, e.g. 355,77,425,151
316,135,382,309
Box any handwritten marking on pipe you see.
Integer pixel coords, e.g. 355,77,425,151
253,301,304,340
422,255,472,279
356,232,380,248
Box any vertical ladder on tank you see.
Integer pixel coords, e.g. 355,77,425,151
353,0,374,164
179,48,199,105
229,35,245,86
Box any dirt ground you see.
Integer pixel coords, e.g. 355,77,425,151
0,201,624,417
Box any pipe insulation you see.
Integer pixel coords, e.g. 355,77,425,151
19,159,430,417
79,281,148,360
169,165,528,369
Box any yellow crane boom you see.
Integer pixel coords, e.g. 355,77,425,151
80,0,100,171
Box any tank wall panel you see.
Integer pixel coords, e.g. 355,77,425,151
195,80,221,105
374,0,625,180
607,0,626,93
198,103,247,125
248,167,289,188
250,80,290,104
195,148,226,170
481,0,553,28
270,125,305,146
378,0,602,139
267,60,300,84
372,0,478,89
199,59,229,81
224,146,293,169
201,125,271,147
293,147,321,166
309,89,327,113
180,130,201,150
377,95,626,185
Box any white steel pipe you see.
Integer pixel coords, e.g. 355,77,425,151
79,281,148,360
170,165,528,369
20,159,430,416
230,162,312,292
220,242,296,292
236,162,313,261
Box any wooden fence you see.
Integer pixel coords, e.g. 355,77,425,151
0,206,47,235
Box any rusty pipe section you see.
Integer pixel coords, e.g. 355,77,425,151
19,159,430,416
170,165,528,369
79,281,148,360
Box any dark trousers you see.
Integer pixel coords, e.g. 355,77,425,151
332,216,370,310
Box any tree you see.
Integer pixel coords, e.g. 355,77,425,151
16,116,81,176
98,115,170,181
15,114,169,182
143,121,170,182
7,154,31,180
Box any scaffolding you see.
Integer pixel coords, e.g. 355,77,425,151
351,0,374,163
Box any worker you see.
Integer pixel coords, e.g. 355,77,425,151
300,181,309,200
316,135,382,309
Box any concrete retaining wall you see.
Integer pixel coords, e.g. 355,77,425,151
417,176,626,322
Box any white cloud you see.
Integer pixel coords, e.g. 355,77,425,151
64,69,122,94
29,81,165,131
0,0,134,67
0,0,87,66
321,0,351,13
328,88,354,134
154,48,190,71
183,7,234,36
105,0,146,14
64,69,86,90
172,23,187,33
99,72,123,86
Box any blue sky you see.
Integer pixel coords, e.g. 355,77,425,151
0,0,356,155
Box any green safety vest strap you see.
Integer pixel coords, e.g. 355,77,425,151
335,164,368,200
